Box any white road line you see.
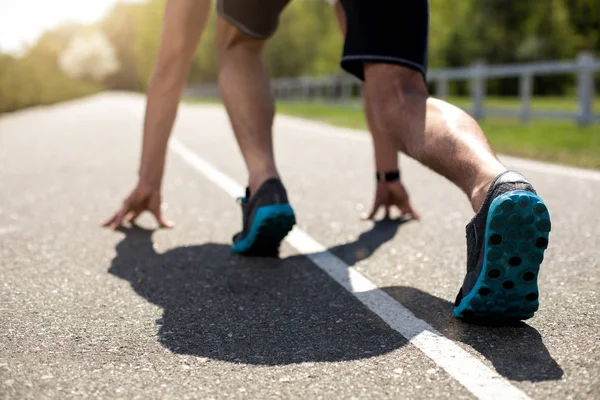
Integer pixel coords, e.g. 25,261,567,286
169,137,531,400
0,226,19,235
499,155,600,182
276,115,600,182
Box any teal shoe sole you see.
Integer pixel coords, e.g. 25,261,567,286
232,204,296,257
454,190,551,320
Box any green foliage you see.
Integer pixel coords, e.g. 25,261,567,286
1,0,599,112
0,54,99,113
271,100,600,169
130,0,166,88
190,7,218,83
26,23,87,66
0,21,103,113
264,1,342,77
101,1,146,90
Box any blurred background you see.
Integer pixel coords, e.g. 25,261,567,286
1,0,599,167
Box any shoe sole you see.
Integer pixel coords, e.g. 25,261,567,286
232,204,296,257
454,190,551,321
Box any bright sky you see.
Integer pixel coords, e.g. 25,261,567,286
0,0,138,54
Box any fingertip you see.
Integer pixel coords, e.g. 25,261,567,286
101,215,116,227
160,219,174,229
111,217,125,230
360,213,375,221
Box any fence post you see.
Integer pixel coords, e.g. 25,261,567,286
279,80,286,100
280,80,287,100
286,80,293,101
302,80,309,101
272,79,280,100
470,61,486,120
287,80,295,101
577,51,595,126
341,78,352,103
437,74,449,99
328,77,336,102
284,79,291,100
519,71,533,122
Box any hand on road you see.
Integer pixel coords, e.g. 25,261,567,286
362,181,420,221
102,182,174,230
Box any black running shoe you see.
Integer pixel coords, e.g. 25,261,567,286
232,178,296,257
454,171,551,321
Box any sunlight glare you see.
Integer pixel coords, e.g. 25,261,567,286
0,0,143,53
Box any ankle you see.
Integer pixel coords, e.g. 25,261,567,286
470,183,490,213
470,171,504,212
248,170,280,195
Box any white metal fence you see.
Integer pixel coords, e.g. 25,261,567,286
185,51,599,126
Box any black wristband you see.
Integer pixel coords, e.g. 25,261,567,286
376,170,401,182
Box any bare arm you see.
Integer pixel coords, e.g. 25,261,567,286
332,1,418,220
103,0,211,229
333,1,346,35
332,0,398,173
139,0,211,187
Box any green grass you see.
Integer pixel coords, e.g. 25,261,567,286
185,97,600,170
446,96,600,113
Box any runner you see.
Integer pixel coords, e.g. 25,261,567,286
103,0,551,321
329,0,551,321
103,0,301,258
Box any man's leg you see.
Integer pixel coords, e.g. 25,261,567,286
215,1,295,256
363,65,506,212
339,0,506,212
216,17,278,194
340,0,551,321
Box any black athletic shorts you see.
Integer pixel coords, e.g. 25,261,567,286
217,0,291,40
218,0,429,81
339,0,429,81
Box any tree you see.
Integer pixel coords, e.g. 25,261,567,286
59,32,120,82
101,1,146,90
131,0,167,88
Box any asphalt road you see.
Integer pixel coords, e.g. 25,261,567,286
1,93,598,400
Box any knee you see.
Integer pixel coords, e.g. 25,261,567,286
217,17,265,62
363,64,430,154
154,38,195,77
364,63,428,106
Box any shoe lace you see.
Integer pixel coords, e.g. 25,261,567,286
465,224,480,272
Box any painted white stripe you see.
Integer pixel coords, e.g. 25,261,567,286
275,115,600,182
170,139,243,199
499,155,600,182
0,226,19,235
169,137,531,400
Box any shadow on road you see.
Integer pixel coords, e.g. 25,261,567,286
108,220,563,382
383,287,563,382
